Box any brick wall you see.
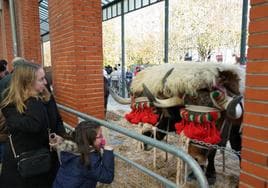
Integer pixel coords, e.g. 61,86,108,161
0,0,13,68
240,0,268,187
0,12,3,58
48,0,104,126
15,0,41,63
0,0,41,68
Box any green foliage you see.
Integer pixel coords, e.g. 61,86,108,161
103,0,243,65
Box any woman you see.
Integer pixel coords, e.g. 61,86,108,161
50,120,114,188
0,61,56,187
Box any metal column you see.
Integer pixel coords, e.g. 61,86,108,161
164,0,169,63
8,0,18,57
240,0,248,64
121,1,126,97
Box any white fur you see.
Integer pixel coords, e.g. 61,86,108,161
131,62,245,98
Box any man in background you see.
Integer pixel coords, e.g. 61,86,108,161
0,60,8,80
0,59,9,167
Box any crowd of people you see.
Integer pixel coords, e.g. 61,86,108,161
0,57,114,188
104,64,143,97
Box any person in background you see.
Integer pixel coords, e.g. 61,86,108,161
0,57,27,100
110,67,119,91
104,65,113,86
0,59,8,80
134,66,141,76
0,62,57,187
0,58,27,168
125,68,133,96
0,59,9,165
50,120,114,188
104,76,109,115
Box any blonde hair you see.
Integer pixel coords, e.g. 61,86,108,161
1,62,50,113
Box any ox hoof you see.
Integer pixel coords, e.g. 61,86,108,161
206,172,216,185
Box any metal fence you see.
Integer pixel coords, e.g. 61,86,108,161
58,104,208,188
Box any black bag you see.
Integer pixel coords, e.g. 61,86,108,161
17,148,51,178
9,135,51,178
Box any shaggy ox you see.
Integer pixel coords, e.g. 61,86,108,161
110,62,244,184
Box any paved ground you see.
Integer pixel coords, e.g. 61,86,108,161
107,95,131,112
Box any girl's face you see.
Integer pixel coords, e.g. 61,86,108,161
33,68,47,93
94,128,105,150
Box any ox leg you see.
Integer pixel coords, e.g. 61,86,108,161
142,131,154,151
229,124,242,162
205,122,229,186
143,130,167,151
206,149,217,185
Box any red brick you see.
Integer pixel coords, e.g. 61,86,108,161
251,0,268,6
246,75,268,87
245,88,268,101
250,4,268,20
244,101,268,114
60,110,78,127
0,20,2,58
248,48,268,60
244,113,268,129
240,172,266,188
249,19,268,33
241,160,268,179
243,126,268,141
241,149,268,165
1,0,13,64
248,33,268,46
15,0,41,63
49,0,104,125
239,182,251,188
247,61,268,73
242,137,268,153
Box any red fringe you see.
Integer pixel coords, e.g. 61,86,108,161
175,118,221,144
125,103,159,125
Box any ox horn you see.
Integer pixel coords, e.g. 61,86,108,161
142,84,184,108
153,97,184,108
142,83,157,102
108,88,131,104
162,68,174,86
141,68,174,102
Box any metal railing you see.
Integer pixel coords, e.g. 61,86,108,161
58,104,209,188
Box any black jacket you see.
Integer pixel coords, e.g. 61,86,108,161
0,97,65,188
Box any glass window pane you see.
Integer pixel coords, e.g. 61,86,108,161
136,0,141,8
143,0,149,6
124,0,128,13
129,0,135,11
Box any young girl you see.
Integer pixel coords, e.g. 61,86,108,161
50,120,114,188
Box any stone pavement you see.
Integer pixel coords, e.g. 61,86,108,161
106,95,130,113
